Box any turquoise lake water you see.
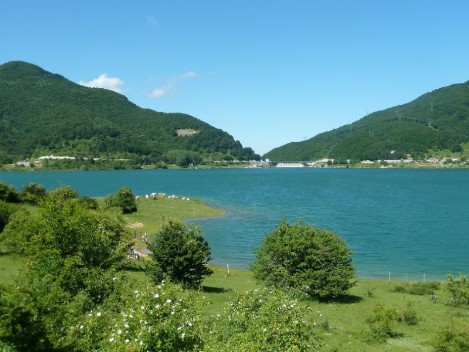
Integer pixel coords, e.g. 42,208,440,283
1,168,468,280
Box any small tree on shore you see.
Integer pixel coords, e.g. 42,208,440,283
105,187,138,214
251,220,356,300
146,219,213,288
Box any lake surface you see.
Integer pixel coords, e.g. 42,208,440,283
2,168,468,280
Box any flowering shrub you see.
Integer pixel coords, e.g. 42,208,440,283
65,281,204,351
204,287,321,351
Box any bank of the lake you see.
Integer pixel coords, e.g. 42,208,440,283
1,168,468,280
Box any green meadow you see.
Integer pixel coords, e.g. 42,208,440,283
1,196,468,351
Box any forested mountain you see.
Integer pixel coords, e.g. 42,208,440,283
264,81,469,162
0,61,259,166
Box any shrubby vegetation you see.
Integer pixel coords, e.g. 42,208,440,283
19,183,47,205
0,192,132,351
147,219,213,288
445,274,469,306
64,282,205,351
366,304,401,341
204,287,321,351
391,281,440,296
105,186,138,214
0,182,20,203
0,200,17,232
251,220,355,300
432,325,469,352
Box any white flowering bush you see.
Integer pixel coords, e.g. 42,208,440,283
65,281,204,351
204,287,321,351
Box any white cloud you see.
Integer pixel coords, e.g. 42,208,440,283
182,71,198,78
147,71,199,99
149,88,166,98
79,74,124,93
146,15,159,26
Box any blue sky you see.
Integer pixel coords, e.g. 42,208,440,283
2,1,469,155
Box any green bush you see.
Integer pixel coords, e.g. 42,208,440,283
0,195,132,350
391,281,440,296
105,187,137,214
64,282,204,351
0,200,17,233
366,305,401,341
397,302,419,325
251,220,355,300
204,287,321,351
146,219,213,288
47,185,79,202
0,182,20,203
432,325,469,352
20,183,47,205
445,274,469,306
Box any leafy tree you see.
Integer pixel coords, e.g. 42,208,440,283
251,220,355,300
146,219,213,288
47,185,79,202
20,182,47,205
105,187,137,214
0,200,17,232
0,192,132,351
445,274,469,306
0,182,20,203
1,208,35,253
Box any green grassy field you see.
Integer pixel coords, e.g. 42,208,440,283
2,196,468,351
102,196,225,252
199,267,469,351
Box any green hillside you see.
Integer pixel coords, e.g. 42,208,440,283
0,61,259,166
264,81,469,162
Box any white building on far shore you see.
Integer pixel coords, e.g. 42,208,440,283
275,162,305,168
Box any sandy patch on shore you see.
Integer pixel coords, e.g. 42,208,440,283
127,222,144,228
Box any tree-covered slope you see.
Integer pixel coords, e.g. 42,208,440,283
0,61,258,165
264,81,469,162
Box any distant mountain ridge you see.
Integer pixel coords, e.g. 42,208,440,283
0,61,259,166
264,81,469,162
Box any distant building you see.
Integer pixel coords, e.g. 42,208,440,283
276,162,305,168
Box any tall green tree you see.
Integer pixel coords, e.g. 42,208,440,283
251,220,356,300
105,187,137,214
0,182,20,203
0,192,132,351
0,200,17,232
146,219,213,288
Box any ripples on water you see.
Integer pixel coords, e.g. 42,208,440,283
2,168,468,279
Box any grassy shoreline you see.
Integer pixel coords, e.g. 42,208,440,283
2,194,468,351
